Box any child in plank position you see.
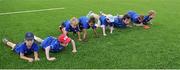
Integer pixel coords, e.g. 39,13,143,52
34,34,77,61
78,16,98,41
86,11,115,36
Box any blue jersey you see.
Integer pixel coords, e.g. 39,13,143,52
62,20,80,32
79,16,96,30
99,15,113,26
113,16,127,28
41,36,64,52
143,16,152,24
14,42,38,55
127,11,140,23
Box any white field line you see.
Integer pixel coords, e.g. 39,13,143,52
0,7,65,15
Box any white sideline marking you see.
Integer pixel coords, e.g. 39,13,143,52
0,7,65,15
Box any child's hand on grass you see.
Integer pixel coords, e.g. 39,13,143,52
28,58,34,62
48,57,56,61
35,57,40,61
78,39,82,41
72,50,77,53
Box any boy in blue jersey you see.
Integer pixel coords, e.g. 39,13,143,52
99,14,114,36
113,14,131,28
34,34,77,61
59,17,82,41
78,16,98,41
2,32,40,62
127,10,156,29
86,11,114,36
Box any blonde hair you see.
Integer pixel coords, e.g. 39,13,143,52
148,10,156,15
70,17,79,26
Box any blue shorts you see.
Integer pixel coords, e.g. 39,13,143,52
41,36,54,49
13,44,21,54
41,36,64,53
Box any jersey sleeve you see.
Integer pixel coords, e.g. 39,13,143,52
65,25,70,32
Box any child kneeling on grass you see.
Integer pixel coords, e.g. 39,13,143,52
34,34,77,61
2,32,40,62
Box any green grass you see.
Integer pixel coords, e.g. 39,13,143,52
1,0,180,69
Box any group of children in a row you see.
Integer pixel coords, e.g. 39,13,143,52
59,10,155,41
2,10,156,62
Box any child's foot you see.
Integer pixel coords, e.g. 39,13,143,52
103,34,107,36
59,25,62,29
2,38,15,50
87,11,93,17
144,25,150,29
99,11,104,15
134,23,143,26
110,32,113,34
2,38,8,44
116,13,119,17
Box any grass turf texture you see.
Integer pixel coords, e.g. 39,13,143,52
0,0,180,69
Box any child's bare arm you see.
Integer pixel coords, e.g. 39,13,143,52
77,32,82,41
34,52,40,61
83,29,87,40
45,46,56,61
20,53,33,62
71,39,77,53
